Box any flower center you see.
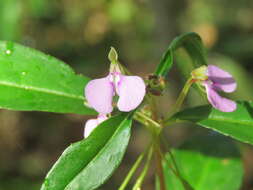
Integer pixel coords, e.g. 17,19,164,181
109,72,122,92
191,66,208,81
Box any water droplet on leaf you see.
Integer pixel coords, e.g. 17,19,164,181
5,42,14,56
5,50,11,55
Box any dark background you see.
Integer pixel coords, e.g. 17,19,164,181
0,0,252,189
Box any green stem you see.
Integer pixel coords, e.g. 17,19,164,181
166,149,181,177
160,136,181,176
119,64,132,75
118,151,146,190
148,94,159,121
161,136,193,190
135,111,161,129
132,145,154,190
165,78,193,120
164,153,193,190
155,139,166,190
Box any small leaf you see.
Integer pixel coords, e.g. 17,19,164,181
155,32,207,77
170,101,253,145
41,113,132,190
164,135,243,190
0,41,95,115
155,49,173,77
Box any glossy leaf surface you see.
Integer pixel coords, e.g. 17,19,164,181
41,113,132,190
171,101,253,145
0,41,95,114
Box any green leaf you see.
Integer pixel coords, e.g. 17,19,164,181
0,41,96,115
155,49,173,77
164,135,243,190
170,101,253,145
155,32,207,77
41,113,132,190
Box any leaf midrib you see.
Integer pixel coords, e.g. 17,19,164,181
64,115,131,190
0,80,85,101
177,116,253,127
200,117,253,127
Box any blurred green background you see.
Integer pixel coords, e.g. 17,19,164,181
0,0,253,189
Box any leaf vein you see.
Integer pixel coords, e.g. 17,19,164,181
0,80,85,101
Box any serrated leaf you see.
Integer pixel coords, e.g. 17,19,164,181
164,135,243,190
0,41,95,115
155,32,207,77
170,101,253,145
41,113,132,190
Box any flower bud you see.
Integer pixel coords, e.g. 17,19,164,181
147,74,166,96
108,47,122,73
108,47,118,63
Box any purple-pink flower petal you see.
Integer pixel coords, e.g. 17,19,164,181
84,114,107,138
85,76,114,114
116,75,146,112
204,82,236,112
84,119,98,138
207,65,237,93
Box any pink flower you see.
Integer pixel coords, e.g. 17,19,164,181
83,71,145,138
194,65,237,112
84,114,107,138
85,71,146,114
83,48,146,138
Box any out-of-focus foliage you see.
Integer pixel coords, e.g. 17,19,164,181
0,0,22,40
0,0,253,189
164,135,243,190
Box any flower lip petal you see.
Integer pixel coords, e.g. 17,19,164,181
204,82,237,112
84,119,98,138
85,76,114,114
84,114,108,138
207,65,237,93
116,75,146,112
97,114,108,123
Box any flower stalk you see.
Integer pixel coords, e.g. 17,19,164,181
118,150,146,190
154,137,166,190
132,145,154,190
165,77,194,121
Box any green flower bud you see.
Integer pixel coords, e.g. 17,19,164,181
108,47,118,63
147,74,166,96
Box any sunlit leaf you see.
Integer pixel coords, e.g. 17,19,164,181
41,113,132,190
0,41,95,115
